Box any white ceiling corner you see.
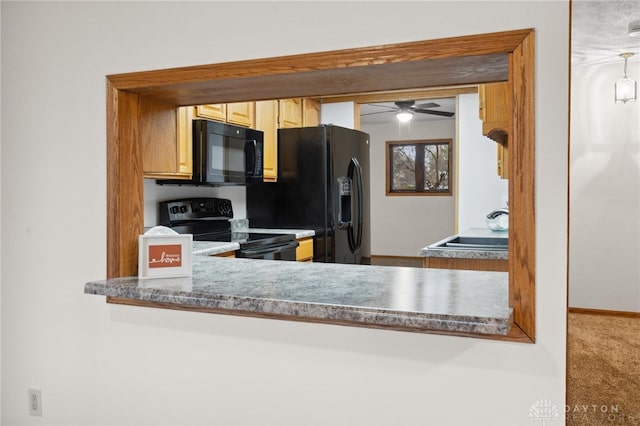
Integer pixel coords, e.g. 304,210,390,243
572,0,640,66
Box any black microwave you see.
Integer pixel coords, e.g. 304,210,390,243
159,119,264,186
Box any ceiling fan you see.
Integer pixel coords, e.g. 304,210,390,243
362,100,455,122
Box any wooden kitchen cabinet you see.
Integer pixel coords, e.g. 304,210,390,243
147,98,317,182
478,82,511,179
302,98,321,126
496,142,509,179
195,104,226,121
197,102,255,128
279,98,303,128
296,237,314,262
143,104,193,179
255,100,278,181
225,102,255,127
256,98,321,182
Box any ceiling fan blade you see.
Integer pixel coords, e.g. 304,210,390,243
367,103,398,110
361,110,395,117
412,102,440,109
415,109,455,117
394,100,415,109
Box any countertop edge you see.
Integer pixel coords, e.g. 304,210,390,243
248,228,315,239
86,285,511,335
418,247,508,260
192,242,240,256
85,277,512,336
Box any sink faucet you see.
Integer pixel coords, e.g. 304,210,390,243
486,208,509,219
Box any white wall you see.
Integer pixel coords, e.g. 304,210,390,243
321,102,356,128
1,2,569,425
362,119,456,256
457,94,509,231
0,1,3,419
569,60,640,311
144,180,247,226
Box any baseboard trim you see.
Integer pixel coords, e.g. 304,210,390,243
370,255,423,268
569,307,640,318
371,255,423,261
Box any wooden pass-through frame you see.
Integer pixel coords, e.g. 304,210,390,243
106,29,535,342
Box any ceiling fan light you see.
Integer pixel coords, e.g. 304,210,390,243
396,110,413,123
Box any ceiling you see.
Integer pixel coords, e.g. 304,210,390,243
359,2,640,125
572,0,640,66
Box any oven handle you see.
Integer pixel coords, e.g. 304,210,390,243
239,240,299,256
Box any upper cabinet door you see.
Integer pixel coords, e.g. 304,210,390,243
255,100,278,181
143,104,192,179
302,98,321,126
479,82,511,180
478,82,511,140
226,102,255,127
278,98,303,128
196,104,226,121
176,106,193,176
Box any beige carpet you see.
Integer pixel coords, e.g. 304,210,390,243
567,312,640,425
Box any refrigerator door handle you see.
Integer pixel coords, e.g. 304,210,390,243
347,157,364,253
353,157,364,250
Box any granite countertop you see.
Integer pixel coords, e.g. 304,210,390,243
85,256,512,335
192,241,240,256
249,228,315,239
419,228,509,260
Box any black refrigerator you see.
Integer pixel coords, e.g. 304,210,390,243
247,125,370,264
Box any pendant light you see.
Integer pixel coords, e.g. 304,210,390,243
615,53,637,103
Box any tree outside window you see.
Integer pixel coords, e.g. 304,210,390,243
386,139,452,196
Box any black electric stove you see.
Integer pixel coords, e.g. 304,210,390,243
159,197,298,260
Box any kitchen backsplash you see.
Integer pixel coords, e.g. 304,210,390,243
143,179,247,226
230,218,249,232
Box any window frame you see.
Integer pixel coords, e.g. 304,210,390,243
386,139,452,196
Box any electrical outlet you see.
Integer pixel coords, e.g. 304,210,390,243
28,388,42,416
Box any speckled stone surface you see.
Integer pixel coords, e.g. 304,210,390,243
419,246,508,260
85,256,512,335
249,228,315,239
192,241,239,256
229,218,249,232
419,228,509,260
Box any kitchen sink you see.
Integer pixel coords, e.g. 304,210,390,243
428,236,508,251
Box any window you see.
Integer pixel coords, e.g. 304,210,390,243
386,139,452,195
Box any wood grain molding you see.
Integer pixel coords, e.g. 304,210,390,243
423,257,509,272
323,86,478,104
508,32,536,341
106,29,536,343
106,30,532,106
569,307,640,318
